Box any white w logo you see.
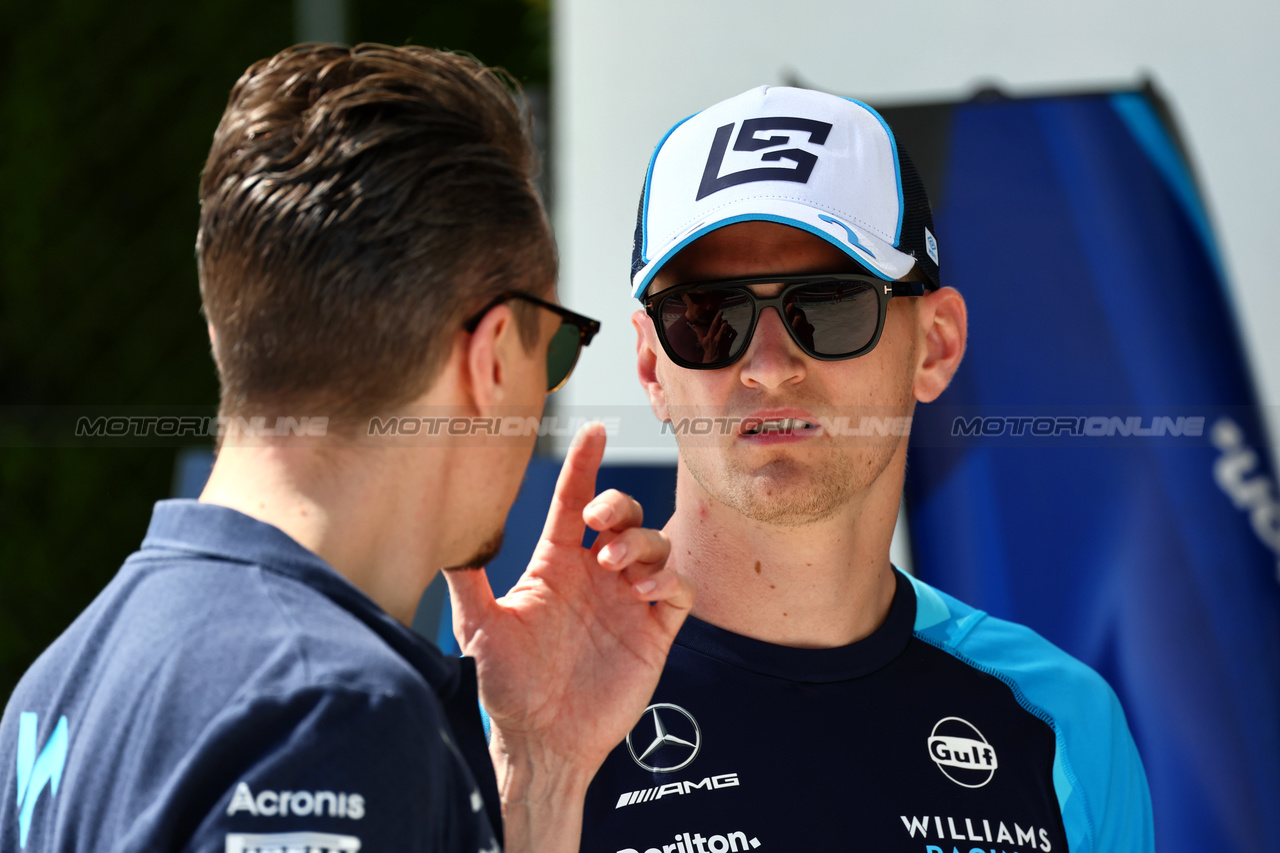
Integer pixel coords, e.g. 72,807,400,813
15,713,70,849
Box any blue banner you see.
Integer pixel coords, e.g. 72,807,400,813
898,90,1280,852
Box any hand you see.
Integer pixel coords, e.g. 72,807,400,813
784,302,815,348
445,422,694,852
693,310,737,363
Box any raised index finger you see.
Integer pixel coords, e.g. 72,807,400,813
540,421,607,546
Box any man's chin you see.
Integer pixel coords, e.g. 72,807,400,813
732,486,846,527
686,458,850,527
444,530,505,572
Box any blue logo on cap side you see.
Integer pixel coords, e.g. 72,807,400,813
818,214,877,259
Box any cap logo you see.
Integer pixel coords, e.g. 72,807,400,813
817,214,877,259
696,117,833,201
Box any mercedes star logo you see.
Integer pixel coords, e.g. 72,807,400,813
626,703,702,773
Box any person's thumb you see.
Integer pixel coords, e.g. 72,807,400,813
443,568,496,653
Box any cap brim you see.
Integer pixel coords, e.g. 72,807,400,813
631,198,918,298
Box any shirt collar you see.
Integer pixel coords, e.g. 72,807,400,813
671,568,916,683
139,498,462,694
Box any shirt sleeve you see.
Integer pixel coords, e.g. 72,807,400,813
911,575,1155,853
148,683,500,853
1083,683,1155,853
947,613,1156,853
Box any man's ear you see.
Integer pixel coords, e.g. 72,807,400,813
913,287,968,403
632,310,670,422
207,322,222,371
463,303,521,411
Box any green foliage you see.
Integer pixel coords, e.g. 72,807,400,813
0,0,551,704
353,0,550,84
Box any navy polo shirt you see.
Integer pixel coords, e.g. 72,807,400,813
0,500,501,853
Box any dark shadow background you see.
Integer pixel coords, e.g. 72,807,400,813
0,0,551,703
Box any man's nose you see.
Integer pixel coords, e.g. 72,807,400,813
738,307,807,389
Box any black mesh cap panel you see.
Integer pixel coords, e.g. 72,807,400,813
894,140,941,289
630,184,647,291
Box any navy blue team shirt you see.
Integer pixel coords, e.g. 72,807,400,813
0,500,502,853
581,570,1155,853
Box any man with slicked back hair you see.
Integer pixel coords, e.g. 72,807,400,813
0,44,693,853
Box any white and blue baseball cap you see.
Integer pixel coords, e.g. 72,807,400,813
630,86,940,298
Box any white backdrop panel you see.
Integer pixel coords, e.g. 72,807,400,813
554,0,1280,468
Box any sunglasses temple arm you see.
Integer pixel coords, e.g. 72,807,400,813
889,281,930,297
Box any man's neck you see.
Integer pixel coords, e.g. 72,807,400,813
198,440,454,626
663,455,904,650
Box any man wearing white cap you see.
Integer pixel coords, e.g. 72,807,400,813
580,87,1154,852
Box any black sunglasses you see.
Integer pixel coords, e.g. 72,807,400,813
642,273,932,370
464,291,601,392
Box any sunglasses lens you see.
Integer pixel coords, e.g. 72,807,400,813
784,280,879,356
545,321,583,391
657,288,754,365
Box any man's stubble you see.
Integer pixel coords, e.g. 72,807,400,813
446,530,506,572
673,337,918,529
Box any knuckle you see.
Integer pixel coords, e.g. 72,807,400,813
630,527,660,548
